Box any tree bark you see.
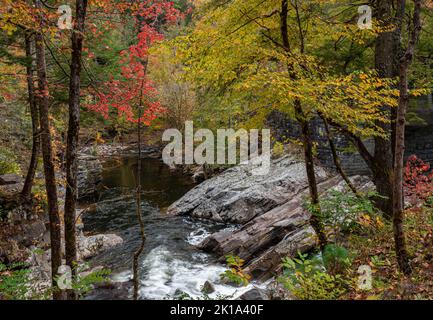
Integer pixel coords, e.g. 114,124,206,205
21,31,40,200
64,0,88,300
370,0,405,218
294,103,327,250
280,0,327,250
133,102,146,300
393,0,422,276
279,0,327,250
34,0,64,300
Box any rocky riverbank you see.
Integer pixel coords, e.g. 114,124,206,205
0,143,150,295
168,155,373,288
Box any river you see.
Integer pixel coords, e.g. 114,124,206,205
82,156,253,300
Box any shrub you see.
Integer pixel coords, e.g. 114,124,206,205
0,148,20,175
220,255,251,286
0,261,111,300
322,244,352,275
279,252,350,300
309,190,381,237
404,155,433,201
272,141,285,158
0,262,31,300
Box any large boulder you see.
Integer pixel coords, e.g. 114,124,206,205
239,287,269,300
11,220,46,246
168,154,373,280
199,176,372,280
167,156,329,224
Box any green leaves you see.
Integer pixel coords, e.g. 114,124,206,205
279,251,350,300
220,254,251,287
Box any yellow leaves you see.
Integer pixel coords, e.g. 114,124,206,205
95,132,105,145
409,88,431,97
358,214,384,229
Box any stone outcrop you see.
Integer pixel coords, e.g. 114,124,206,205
167,156,329,224
200,176,346,280
169,154,373,280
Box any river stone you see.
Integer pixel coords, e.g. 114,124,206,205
11,220,46,246
239,287,269,300
201,280,215,294
77,154,103,199
78,233,123,260
167,156,329,224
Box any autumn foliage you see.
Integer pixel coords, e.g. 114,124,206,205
86,0,182,124
404,155,433,201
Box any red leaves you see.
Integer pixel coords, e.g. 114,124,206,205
86,0,182,124
404,155,433,201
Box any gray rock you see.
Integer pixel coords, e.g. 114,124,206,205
239,288,269,300
199,175,372,280
77,154,103,199
0,174,22,185
167,156,329,224
267,280,294,300
201,280,215,294
12,220,46,246
78,233,123,260
0,239,28,264
168,152,373,281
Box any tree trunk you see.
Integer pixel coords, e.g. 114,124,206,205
371,0,406,217
21,31,39,200
34,0,64,300
280,0,327,250
133,103,146,300
295,102,327,251
64,0,88,300
392,0,422,276
371,0,404,218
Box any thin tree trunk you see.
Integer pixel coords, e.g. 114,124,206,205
280,0,327,250
34,0,64,300
295,103,327,250
133,86,146,300
393,0,422,276
64,0,88,300
321,115,359,196
21,31,39,200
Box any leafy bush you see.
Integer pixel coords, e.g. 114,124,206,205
279,252,350,300
0,261,111,300
404,155,433,201
322,244,352,275
0,262,31,300
309,190,380,236
71,264,112,297
272,141,285,158
0,148,20,175
220,255,251,286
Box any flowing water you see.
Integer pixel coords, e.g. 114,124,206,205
82,156,253,300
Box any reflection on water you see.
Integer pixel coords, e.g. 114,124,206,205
100,157,195,209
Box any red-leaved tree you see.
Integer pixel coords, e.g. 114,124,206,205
87,0,182,124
